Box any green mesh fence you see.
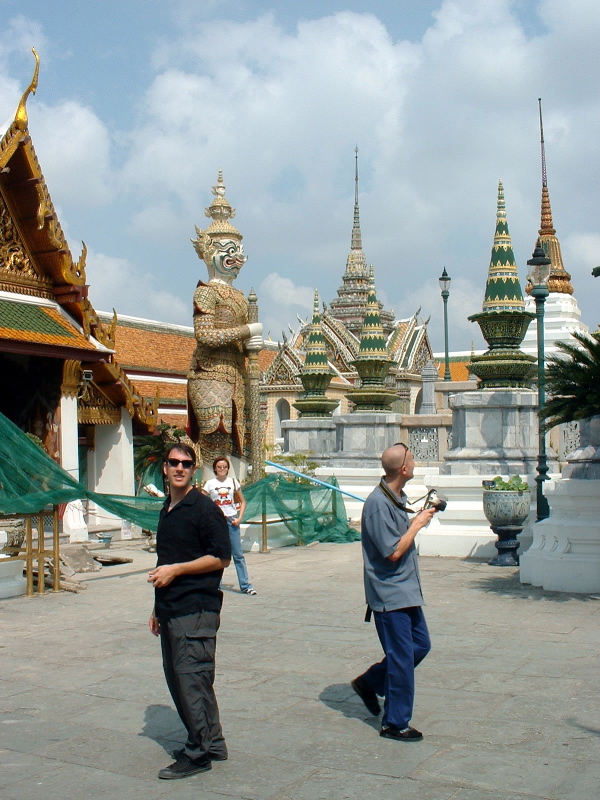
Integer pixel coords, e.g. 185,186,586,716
0,411,359,542
241,474,359,544
0,411,162,530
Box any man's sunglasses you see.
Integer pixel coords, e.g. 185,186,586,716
166,458,195,469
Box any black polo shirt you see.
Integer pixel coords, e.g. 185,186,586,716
154,487,231,619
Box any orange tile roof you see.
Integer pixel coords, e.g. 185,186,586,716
258,349,277,370
113,322,194,373
435,359,471,381
0,299,100,351
134,381,186,401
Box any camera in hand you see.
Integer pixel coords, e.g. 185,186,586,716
423,489,447,512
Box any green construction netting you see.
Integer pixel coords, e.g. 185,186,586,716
0,411,163,530
241,473,359,544
0,411,359,542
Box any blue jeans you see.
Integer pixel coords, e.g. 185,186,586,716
361,606,430,728
227,519,253,592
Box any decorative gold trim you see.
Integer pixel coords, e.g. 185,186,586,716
0,187,53,294
78,382,121,426
61,360,81,399
15,48,39,132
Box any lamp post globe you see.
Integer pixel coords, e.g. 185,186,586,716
439,268,451,381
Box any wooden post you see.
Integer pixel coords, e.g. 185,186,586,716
52,505,60,592
260,489,268,553
37,511,45,594
25,515,34,597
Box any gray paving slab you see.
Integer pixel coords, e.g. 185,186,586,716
1,541,599,800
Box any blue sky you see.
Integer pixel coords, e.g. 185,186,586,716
1,0,599,351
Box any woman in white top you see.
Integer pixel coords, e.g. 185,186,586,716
203,457,256,595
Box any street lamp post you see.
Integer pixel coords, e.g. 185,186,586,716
527,242,551,521
439,267,451,381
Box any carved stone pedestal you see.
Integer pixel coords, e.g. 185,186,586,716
520,416,600,593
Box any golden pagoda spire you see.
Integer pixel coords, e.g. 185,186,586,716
15,48,39,131
528,99,573,295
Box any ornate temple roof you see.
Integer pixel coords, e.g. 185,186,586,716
0,51,157,430
0,294,110,360
328,148,394,336
481,181,526,313
525,100,573,296
388,312,432,375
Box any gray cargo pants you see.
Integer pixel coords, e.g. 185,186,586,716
159,610,227,761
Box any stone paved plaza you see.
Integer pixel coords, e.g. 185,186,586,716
1,541,599,799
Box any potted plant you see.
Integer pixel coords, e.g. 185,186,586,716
482,476,531,566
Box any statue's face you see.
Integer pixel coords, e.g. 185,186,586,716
210,238,247,282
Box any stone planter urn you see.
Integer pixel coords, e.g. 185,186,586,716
482,480,531,566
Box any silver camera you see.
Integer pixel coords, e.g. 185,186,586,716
423,489,447,512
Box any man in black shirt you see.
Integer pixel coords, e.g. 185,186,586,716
148,443,231,780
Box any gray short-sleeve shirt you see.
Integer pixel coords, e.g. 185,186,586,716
361,481,424,611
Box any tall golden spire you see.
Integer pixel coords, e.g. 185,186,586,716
347,146,367,275
527,99,573,295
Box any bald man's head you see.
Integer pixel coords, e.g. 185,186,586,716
381,443,409,478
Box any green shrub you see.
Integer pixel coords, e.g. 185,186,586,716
482,475,529,491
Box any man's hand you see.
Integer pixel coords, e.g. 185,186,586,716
149,611,161,636
148,564,180,588
413,507,437,530
388,506,437,562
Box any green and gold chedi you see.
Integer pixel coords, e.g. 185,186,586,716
293,290,339,417
468,181,535,388
345,289,397,411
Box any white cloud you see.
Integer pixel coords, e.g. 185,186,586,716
2,3,599,351
260,272,314,310
29,101,114,208
86,250,188,323
563,233,600,280
258,272,315,341
112,2,600,346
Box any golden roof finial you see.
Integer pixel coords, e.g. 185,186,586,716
15,48,40,131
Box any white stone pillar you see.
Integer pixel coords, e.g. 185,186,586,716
86,408,140,538
59,395,89,543
59,394,79,481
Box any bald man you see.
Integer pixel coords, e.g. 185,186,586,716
351,443,437,742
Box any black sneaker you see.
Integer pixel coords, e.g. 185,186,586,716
158,754,212,779
351,676,381,716
380,725,423,742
